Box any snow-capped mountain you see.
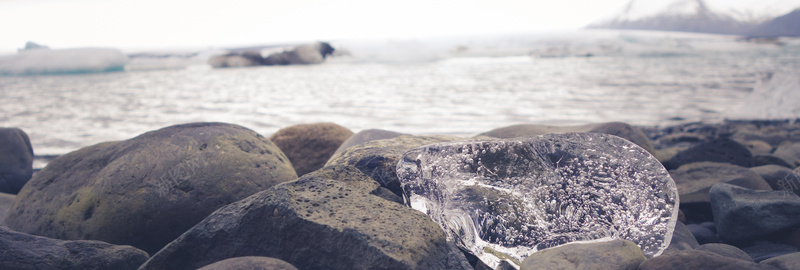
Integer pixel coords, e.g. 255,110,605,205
589,0,800,36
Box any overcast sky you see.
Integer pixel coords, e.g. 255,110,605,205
0,0,798,53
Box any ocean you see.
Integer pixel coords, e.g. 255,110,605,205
1,30,799,161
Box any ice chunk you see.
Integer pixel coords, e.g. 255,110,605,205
397,133,678,268
0,47,127,76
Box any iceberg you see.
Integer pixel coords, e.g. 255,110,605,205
0,46,127,76
397,133,678,268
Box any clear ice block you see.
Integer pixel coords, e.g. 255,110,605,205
397,133,678,268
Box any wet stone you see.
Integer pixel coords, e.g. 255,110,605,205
397,133,679,268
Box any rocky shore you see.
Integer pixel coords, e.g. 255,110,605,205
1,119,800,270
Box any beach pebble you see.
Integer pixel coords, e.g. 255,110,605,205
740,241,799,262
0,226,148,270
710,183,800,243
197,257,298,270
696,243,754,262
687,222,720,244
760,252,800,270
519,239,645,270
269,122,353,176
332,128,404,155
637,249,778,270
0,192,15,225
670,162,771,204
663,221,700,254
754,154,796,168
0,127,34,194
5,122,297,254
773,142,800,168
138,174,471,270
740,140,775,156
752,165,800,195
662,138,754,170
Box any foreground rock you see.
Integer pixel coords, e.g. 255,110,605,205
0,192,16,225
5,122,297,254
751,165,800,195
662,222,699,254
198,257,298,270
0,127,34,194
269,123,353,176
333,129,404,155
710,183,800,243
761,252,800,270
638,249,777,270
0,226,148,270
670,162,771,204
696,243,754,262
326,134,459,197
520,239,645,270
662,138,754,170
774,142,800,168
480,122,655,155
138,172,471,270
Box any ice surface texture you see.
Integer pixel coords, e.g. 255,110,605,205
397,133,678,267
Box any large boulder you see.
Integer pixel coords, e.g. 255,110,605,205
5,122,297,254
198,257,298,270
696,243,754,262
638,249,778,270
0,193,14,225
269,123,353,176
0,127,34,194
662,138,754,170
519,239,646,270
761,252,800,270
710,183,800,243
333,129,405,155
774,142,800,168
480,122,655,155
138,173,471,270
670,162,771,204
0,226,148,270
325,134,459,197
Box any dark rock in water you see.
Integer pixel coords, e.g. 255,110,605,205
774,143,800,168
752,165,800,195
0,192,15,225
663,138,754,170
5,122,297,254
0,225,149,270
197,257,298,270
710,183,800,243
138,175,471,270
269,123,353,176
741,240,799,262
262,42,336,65
670,162,771,204
325,134,459,197
761,252,800,270
637,250,778,270
519,240,646,270
755,155,796,168
0,127,34,194
480,122,655,155
687,223,720,244
207,51,264,68
332,129,405,155
697,243,754,262
663,221,700,254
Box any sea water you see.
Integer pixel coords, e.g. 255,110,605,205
1,30,799,160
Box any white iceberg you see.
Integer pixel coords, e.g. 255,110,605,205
0,46,127,76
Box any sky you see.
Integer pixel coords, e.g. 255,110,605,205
0,0,798,53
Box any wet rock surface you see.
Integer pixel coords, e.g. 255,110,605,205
710,183,800,243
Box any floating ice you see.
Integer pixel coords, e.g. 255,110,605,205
0,47,127,76
397,133,678,268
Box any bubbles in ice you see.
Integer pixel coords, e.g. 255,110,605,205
397,133,678,268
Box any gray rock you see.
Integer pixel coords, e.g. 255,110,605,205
262,42,335,65
638,249,778,270
5,122,298,254
774,142,800,168
208,51,263,68
740,140,774,156
663,138,754,170
197,257,298,270
303,165,403,204
519,240,646,270
710,183,800,243
752,165,800,195
269,123,353,176
325,134,460,197
0,127,34,194
754,155,796,168
663,221,700,254
687,223,720,244
480,122,655,155
0,225,149,270
697,243,754,262
138,174,471,270
670,162,771,204
741,241,799,262
332,129,404,155
0,192,15,226
761,252,800,270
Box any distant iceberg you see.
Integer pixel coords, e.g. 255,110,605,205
0,44,127,76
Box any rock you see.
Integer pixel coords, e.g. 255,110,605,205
0,226,149,270
325,134,459,197
269,123,353,176
687,222,720,244
197,257,298,270
663,221,699,254
696,243,754,262
519,239,646,270
638,249,778,270
138,175,471,270
662,138,754,170
262,42,336,65
752,165,800,195
0,192,15,225
670,162,771,204
332,129,404,155
5,122,298,254
710,183,800,243
303,165,403,204
774,142,800,168
761,252,800,270
0,127,34,194
208,51,263,68
755,155,796,168
480,122,655,155
740,140,774,156
741,241,799,262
